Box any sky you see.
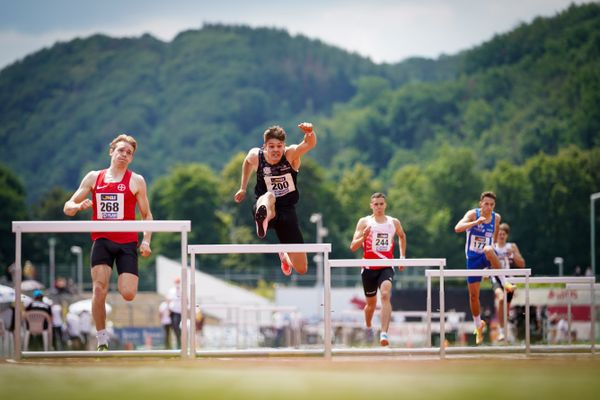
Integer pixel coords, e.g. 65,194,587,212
0,0,595,69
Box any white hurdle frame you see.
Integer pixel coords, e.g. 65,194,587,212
12,220,191,360
425,268,531,356
326,258,446,359
188,243,331,357
503,277,596,352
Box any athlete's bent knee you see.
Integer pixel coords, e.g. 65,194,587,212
120,287,137,302
93,282,108,299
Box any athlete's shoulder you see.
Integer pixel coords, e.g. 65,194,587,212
130,170,146,183
82,170,101,185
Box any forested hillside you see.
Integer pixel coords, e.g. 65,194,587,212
0,25,456,202
1,3,599,283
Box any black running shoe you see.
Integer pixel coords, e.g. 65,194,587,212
255,205,268,238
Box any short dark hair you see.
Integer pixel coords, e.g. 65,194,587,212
499,223,510,235
263,126,286,142
480,191,496,201
371,192,386,200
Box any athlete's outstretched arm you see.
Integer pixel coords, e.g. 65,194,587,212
234,148,259,203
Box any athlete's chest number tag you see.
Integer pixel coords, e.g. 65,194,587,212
469,236,488,253
96,193,124,220
264,174,296,197
374,233,391,252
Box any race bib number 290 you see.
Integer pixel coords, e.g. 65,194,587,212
264,174,296,197
96,193,124,220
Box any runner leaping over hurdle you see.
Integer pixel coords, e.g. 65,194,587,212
454,191,515,345
234,122,317,276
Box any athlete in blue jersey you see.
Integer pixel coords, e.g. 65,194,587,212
455,191,514,345
234,122,316,276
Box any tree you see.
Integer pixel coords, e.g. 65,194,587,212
0,164,27,280
150,163,224,260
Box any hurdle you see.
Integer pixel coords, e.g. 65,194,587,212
503,277,597,352
12,220,191,360
326,258,446,358
188,243,331,357
425,268,531,357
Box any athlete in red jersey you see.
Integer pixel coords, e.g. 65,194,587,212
64,134,153,350
350,193,406,346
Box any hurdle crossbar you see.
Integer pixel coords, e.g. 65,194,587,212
12,220,191,360
325,258,446,358
425,268,532,355
188,243,331,357
188,243,330,254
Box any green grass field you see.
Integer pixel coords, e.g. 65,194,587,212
2,354,600,400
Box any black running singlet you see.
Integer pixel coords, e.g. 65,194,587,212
255,149,299,207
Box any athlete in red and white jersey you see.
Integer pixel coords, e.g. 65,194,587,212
362,215,397,269
350,192,407,346
64,134,153,351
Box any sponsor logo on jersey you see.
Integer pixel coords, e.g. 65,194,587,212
100,194,118,201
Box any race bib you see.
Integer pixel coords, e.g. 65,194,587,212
469,236,488,253
374,232,391,252
264,174,296,197
96,193,124,220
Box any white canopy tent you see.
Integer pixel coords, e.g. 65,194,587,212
156,255,272,322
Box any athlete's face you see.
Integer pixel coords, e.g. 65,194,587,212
370,197,386,216
498,229,508,244
479,196,495,217
264,138,285,163
109,141,134,167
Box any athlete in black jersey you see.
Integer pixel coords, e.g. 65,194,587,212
234,122,317,276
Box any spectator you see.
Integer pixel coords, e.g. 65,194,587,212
50,303,65,350
167,277,182,349
25,289,52,350
79,310,92,349
159,300,172,349
65,310,83,350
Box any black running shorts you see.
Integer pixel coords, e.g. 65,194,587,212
361,267,394,297
91,238,139,276
252,203,304,244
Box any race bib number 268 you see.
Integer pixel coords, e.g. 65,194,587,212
96,193,124,220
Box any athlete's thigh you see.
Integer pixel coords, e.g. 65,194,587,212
466,253,489,284
91,238,116,269
91,264,112,287
274,207,304,243
118,272,139,294
377,268,394,291
361,269,379,297
115,242,139,276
